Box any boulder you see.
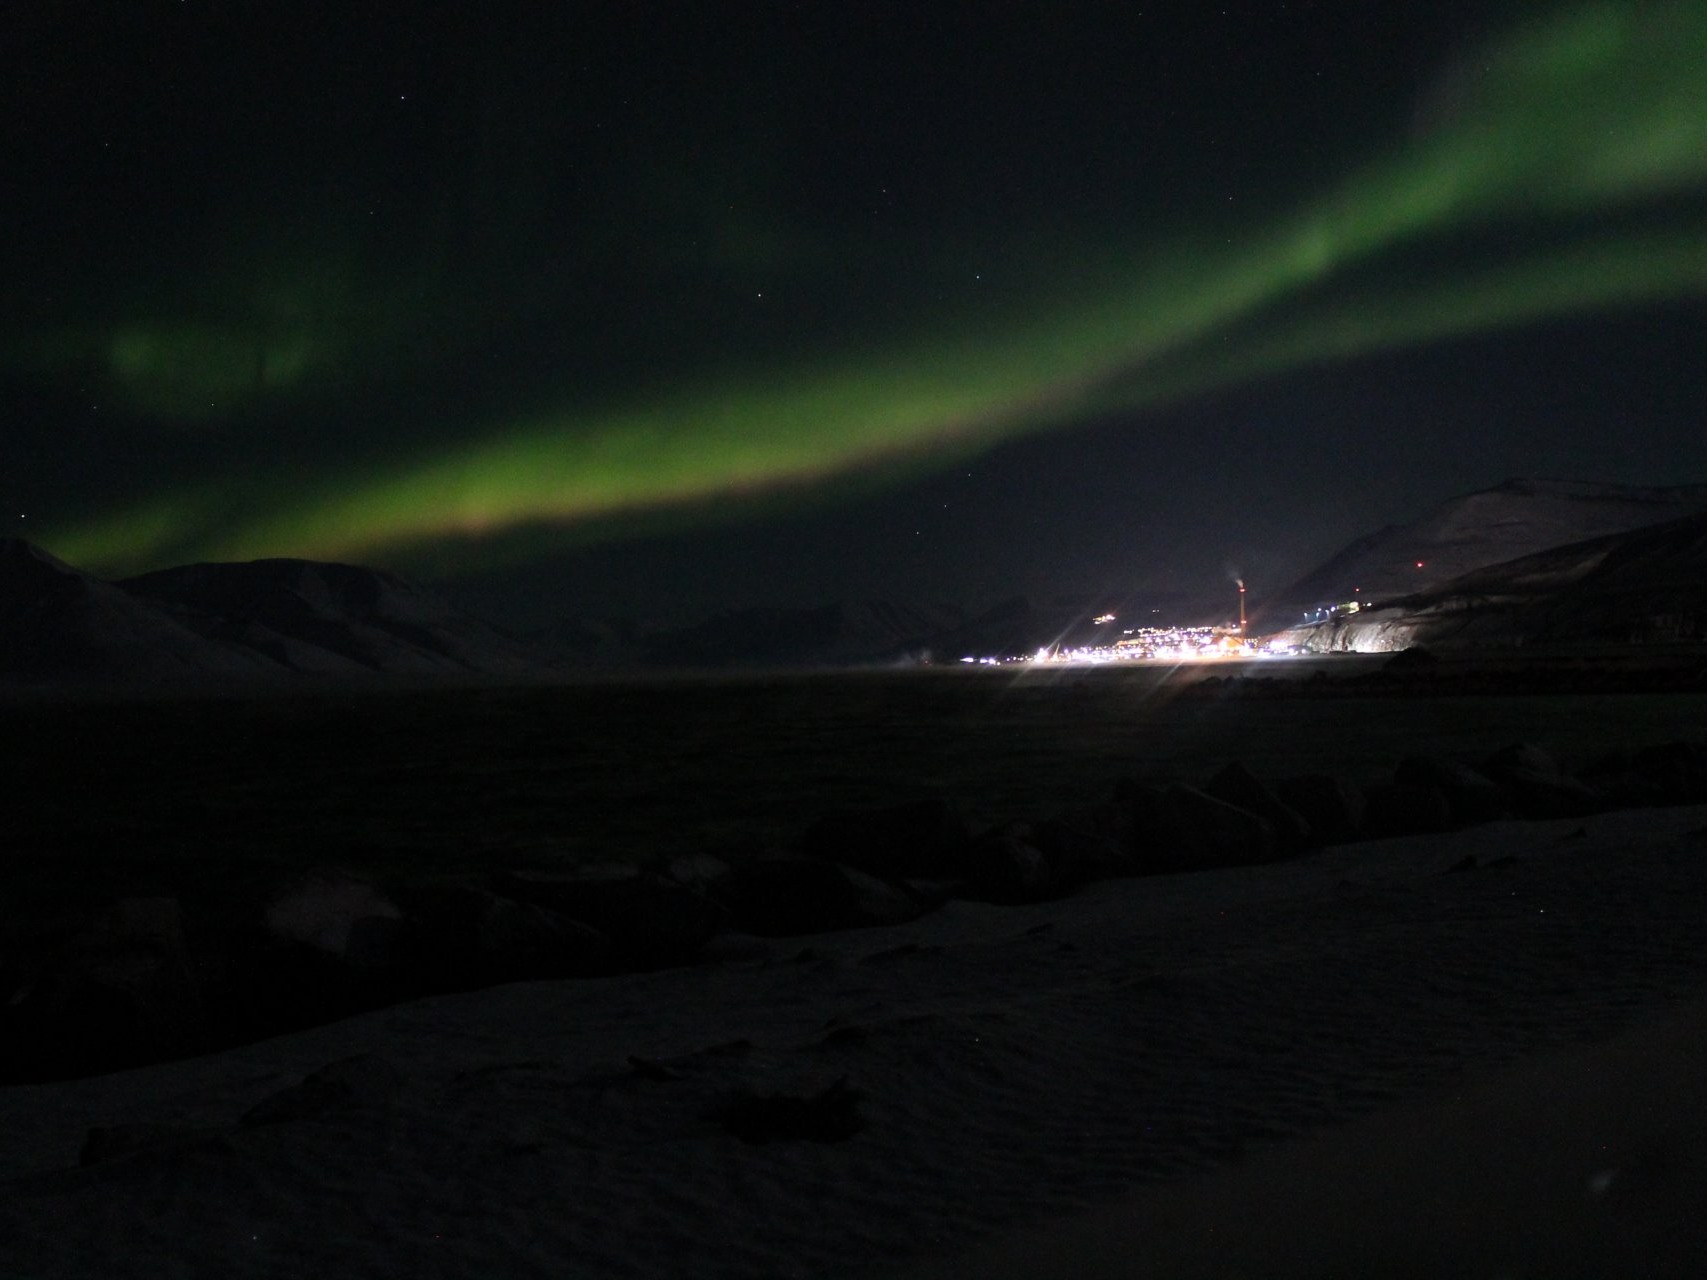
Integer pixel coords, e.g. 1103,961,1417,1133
1204,762,1314,853
1393,756,1509,826
1117,782,1277,874
662,852,735,894
1577,749,1669,809
242,1054,404,1126
211,872,427,1045
1031,806,1137,885
396,879,611,984
494,870,725,970
261,869,411,972
1385,645,1440,672
1272,775,1366,845
1479,742,1598,818
715,1078,865,1144
471,894,610,980
798,796,972,880
950,824,1056,903
1362,781,1455,837
80,1122,211,1167
0,897,206,1084
1631,741,1707,805
726,858,924,936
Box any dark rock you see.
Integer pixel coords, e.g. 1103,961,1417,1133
396,880,611,984
0,897,206,1084
495,871,725,970
799,796,972,880
1480,742,1598,818
1204,762,1314,853
662,852,734,894
698,1038,756,1059
212,872,426,1043
896,878,961,913
1362,781,1455,837
726,858,924,936
1577,749,1668,809
1385,646,1439,670
241,1054,404,1126
950,824,1056,903
856,941,943,966
1273,775,1366,845
1482,741,1565,779
1592,770,1671,810
1031,809,1136,885
1579,747,1636,779
715,1078,865,1144
626,1055,685,1082
80,1123,208,1167
1394,756,1509,826
1631,741,1707,805
473,894,610,981
261,870,409,971
1117,783,1277,873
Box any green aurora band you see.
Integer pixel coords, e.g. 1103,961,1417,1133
39,2,1707,574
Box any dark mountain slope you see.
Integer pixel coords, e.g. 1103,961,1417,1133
2,542,556,689
1279,510,1707,652
1266,479,1707,625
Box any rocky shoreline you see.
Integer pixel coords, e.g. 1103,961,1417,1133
7,734,1704,1089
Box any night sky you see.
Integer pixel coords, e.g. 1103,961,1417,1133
5,2,1705,626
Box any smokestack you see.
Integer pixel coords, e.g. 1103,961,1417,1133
1237,580,1247,636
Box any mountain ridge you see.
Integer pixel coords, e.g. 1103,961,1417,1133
1278,508,1707,652
1265,478,1707,625
0,540,556,690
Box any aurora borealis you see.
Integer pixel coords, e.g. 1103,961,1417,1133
6,2,1707,620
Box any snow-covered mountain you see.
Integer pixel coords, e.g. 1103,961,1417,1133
0,540,557,689
123,558,548,678
1265,479,1707,626
0,540,277,687
1278,509,1707,652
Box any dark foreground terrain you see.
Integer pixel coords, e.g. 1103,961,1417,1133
7,654,1705,907
4,655,1707,1279
4,652,1706,1082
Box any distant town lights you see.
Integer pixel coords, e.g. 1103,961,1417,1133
1018,624,1266,666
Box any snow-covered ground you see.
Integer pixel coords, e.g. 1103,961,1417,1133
4,805,1705,1278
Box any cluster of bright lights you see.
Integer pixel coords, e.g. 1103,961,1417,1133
1300,599,1363,624
955,624,1301,666
1038,626,1246,665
